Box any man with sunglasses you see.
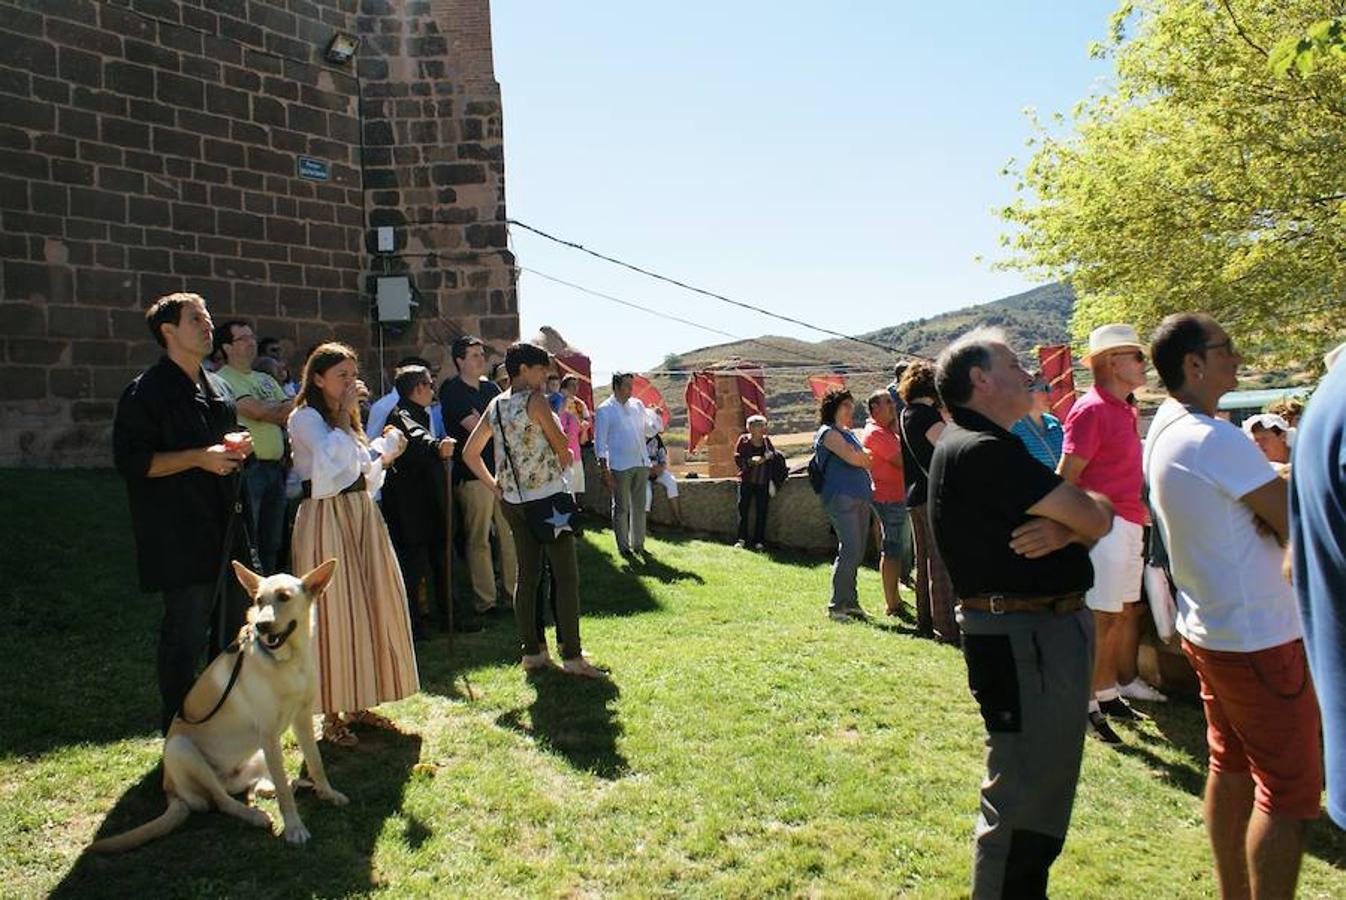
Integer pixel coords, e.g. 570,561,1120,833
1060,324,1160,745
1147,315,1320,898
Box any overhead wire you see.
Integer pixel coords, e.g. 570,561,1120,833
516,265,878,371
508,219,932,361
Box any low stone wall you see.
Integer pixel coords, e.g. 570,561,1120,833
581,453,834,553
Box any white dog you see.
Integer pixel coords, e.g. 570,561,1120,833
89,559,347,852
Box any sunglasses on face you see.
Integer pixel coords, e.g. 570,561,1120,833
1030,383,1051,393
1204,338,1236,356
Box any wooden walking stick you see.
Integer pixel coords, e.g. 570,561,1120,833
444,455,455,653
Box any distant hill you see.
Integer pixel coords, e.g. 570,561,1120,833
644,282,1077,442
852,282,1075,360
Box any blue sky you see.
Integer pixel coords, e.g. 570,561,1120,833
491,2,1114,375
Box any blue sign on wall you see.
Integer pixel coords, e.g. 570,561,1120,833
297,156,330,182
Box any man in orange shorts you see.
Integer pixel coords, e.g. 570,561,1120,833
1146,314,1322,898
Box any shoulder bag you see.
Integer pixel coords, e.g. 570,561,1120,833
495,396,579,544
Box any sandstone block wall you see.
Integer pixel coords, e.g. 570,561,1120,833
0,0,516,466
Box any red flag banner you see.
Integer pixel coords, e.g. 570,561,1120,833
631,375,671,428
736,366,766,420
1038,344,1076,420
554,353,594,412
807,373,846,400
685,371,717,452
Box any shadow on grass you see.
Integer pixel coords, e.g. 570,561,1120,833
54,728,423,898
1124,703,1346,868
497,670,627,779
0,470,164,757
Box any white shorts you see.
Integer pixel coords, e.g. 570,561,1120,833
1085,517,1144,613
645,469,679,511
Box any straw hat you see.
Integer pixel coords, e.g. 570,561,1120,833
1080,323,1145,364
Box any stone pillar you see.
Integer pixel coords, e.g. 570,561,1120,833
705,372,746,478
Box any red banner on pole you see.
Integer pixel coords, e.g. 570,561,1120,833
736,366,766,419
807,373,847,400
685,371,717,452
1038,344,1076,420
554,353,594,412
631,374,670,428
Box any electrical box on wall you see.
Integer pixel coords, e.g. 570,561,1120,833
376,226,395,253
375,276,414,323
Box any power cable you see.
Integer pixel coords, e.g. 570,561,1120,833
516,266,870,371
508,219,931,361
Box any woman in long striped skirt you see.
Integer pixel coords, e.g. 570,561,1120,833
288,343,420,746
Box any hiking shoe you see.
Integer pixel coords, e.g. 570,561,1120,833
1087,710,1124,745
1100,697,1149,722
753,543,766,551
828,609,853,623
733,540,746,549
845,606,871,622
1119,678,1168,703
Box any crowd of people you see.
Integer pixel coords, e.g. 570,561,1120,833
111,291,1342,897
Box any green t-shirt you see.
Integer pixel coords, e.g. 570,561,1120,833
217,366,287,461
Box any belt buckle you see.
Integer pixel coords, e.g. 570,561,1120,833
989,594,1006,615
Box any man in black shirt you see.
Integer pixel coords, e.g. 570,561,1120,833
112,293,254,734
929,328,1114,899
383,365,481,636
439,335,517,615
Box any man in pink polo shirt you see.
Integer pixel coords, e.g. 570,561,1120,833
1061,324,1160,745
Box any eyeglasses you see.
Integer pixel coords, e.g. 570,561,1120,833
1203,338,1235,355
1030,383,1051,393
1111,349,1145,363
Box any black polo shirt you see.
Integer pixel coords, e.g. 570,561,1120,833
439,376,500,483
113,356,243,593
929,406,1093,598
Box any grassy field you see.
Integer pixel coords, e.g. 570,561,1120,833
1,470,1342,898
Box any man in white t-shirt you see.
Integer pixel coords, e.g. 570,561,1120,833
1145,313,1322,900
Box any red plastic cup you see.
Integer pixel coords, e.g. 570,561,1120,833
223,431,249,453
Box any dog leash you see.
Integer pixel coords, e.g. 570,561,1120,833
176,638,246,726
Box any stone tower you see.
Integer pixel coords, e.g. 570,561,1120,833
0,0,517,466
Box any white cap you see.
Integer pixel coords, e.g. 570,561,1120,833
1241,413,1290,436
1081,323,1145,364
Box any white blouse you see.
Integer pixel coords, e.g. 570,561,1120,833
288,406,393,499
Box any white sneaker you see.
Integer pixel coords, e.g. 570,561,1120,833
1119,678,1167,703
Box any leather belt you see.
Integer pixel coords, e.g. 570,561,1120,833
959,591,1086,615
301,474,366,499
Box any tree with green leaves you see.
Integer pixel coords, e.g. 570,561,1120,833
1001,0,1346,369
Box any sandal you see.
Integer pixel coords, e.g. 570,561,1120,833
561,658,609,680
349,709,398,732
522,651,558,672
321,717,358,747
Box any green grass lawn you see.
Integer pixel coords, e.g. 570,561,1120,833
1,470,1342,898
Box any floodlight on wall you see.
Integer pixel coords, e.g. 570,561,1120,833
325,33,360,65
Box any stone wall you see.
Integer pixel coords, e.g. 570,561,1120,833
581,452,837,554
0,0,515,467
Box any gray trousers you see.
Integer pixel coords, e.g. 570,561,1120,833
610,466,649,552
959,606,1094,899
823,493,870,610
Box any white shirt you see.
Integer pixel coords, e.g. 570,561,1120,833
289,406,396,499
1145,399,1300,652
594,396,651,472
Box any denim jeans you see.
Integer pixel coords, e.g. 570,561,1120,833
824,492,871,611
243,460,287,574
872,500,912,565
